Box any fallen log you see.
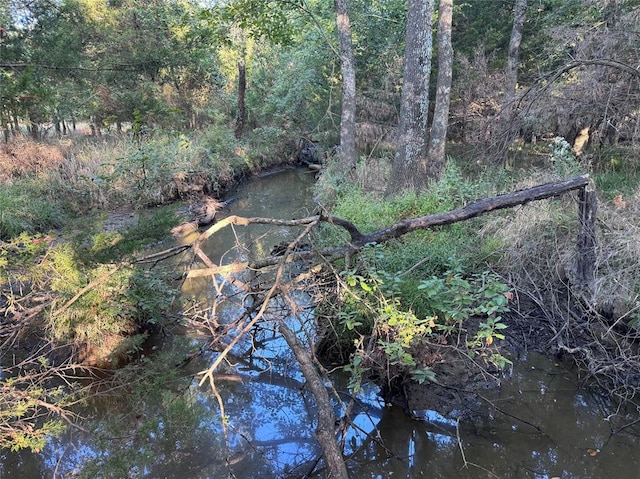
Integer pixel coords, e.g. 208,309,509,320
325,175,591,247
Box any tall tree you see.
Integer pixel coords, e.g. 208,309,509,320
494,0,527,160
234,60,246,139
426,0,453,181
387,0,435,195
334,0,357,173
504,0,527,106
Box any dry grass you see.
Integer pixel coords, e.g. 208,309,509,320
0,140,68,181
482,172,640,399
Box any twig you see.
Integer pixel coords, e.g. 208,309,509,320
456,417,468,467
476,392,546,435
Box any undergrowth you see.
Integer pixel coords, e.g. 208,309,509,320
0,124,298,452
321,145,640,402
0,181,66,240
0,125,297,240
318,162,520,391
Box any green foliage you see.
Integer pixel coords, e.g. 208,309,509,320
0,361,74,452
0,182,65,241
325,163,513,292
337,264,512,393
338,270,437,392
327,162,520,388
332,187,454,234
418,268,511,350
243,127,289,165
0,232,51,281
1,0,221,134
592,150,640,198
110,136,194,205
418,269,510,322
49,262,176,352
1,205,178,367
205,0,301,46
81,207,180,263
453,1,513,63
247,46,331,131
549,137,585,177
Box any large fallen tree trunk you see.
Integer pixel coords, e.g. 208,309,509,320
192,175,590,259
278,322,350,479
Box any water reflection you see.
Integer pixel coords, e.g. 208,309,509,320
346,353,640,479
2,168,640,478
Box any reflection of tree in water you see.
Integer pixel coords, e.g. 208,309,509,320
215,369,320,476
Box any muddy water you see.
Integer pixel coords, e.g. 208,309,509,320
2,167,640,478
349,353,640,478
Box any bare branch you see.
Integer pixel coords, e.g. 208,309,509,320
355,175,590,246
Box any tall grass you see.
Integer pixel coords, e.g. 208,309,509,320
0,182,65,240
0,125,297,241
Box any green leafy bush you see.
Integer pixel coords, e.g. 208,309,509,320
418,268,511,348
336,264,512,393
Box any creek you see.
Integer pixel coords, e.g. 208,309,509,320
2,167,640,478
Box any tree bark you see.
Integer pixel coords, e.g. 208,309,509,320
495,0,527,161
357,175,590,246
576,185,597,288
504,0,527,108
235,61,246,140
387,0,435,196
189,176,591,258
334,0,357,173
426,0,453,181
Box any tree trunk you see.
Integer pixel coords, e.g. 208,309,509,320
334,0,357,173
387,0,435,196
496,0,527,161
426,0,453,181
576,186,597,288
235,61,246,140
29,119,39,140
505,0,527,106
356,175,590,246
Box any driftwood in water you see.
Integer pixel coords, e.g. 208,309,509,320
197,197,238,227
171,197,239,236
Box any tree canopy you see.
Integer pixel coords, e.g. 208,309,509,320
1,0,639,178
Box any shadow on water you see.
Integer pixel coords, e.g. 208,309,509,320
2,167,640,478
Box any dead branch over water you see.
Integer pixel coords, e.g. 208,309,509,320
2,174,602,474
182,174,593,476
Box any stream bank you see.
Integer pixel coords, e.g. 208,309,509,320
4,163,640,478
